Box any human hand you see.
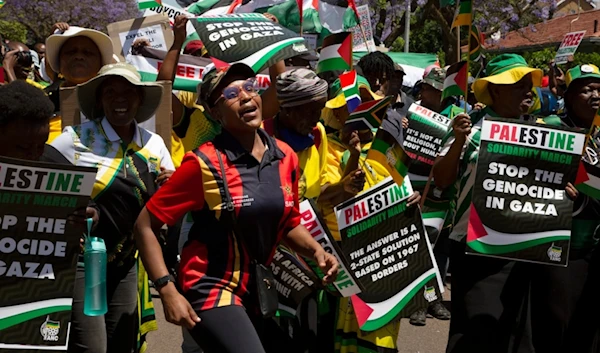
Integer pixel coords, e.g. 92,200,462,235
159,284,201,329
342,169,366,194
263,13,279,23
2,49,18,69
173,15,188,45
157,167,174,186
51,22,70,34
452,113,472,142
407,191,421,207
314,249,339,284
566,182,579,201
402,117,409,129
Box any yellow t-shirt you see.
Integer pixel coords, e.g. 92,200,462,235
319,135,389,241
296,123,328,200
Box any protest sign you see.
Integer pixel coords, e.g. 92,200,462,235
404,103,452,177
0,157,96,350
575,108,600,199
302,33,318,50
467,117,586,265
107,15,173,58
127,47,272,93
299,200,363,297
270,245,319,316
555,30,586,65
59,81,173,151
143,2,200,44
191,13,309,72
335,177,442,331
350,5,376,52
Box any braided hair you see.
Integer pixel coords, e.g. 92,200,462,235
357,51,395,83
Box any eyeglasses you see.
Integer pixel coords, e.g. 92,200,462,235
215,78,259,105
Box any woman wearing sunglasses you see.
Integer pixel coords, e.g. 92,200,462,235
134,63,339,353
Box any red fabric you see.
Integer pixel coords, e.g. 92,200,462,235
146,153,205,226
541,76,549,88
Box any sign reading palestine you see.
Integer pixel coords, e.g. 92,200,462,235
0,157,96,350
335,177,442,331
467,117,586,265
299,200,363,297
404,103,452,177
191,13,309,72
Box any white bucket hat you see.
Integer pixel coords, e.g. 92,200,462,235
77,63,163,124
46,26,114,72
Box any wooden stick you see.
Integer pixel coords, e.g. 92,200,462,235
419,169,434,208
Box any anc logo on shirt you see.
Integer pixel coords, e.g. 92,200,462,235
281,185,295,207
40,316,60,342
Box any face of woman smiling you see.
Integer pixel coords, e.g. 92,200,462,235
212,76,263,134
99,76,142,127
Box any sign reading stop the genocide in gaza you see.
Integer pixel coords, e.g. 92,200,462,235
555,30,586,65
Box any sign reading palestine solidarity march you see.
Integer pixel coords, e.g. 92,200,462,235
0,157,96,350
335,177,442,331
191,13,309,72
404,103,452,177
467,117,586,265
299,200,363,297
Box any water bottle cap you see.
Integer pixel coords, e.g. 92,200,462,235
85,237,106,252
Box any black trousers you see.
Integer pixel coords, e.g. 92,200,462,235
188,305,300,353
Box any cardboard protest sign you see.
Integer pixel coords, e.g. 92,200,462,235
191,13,309,72
404,103,451,177
107,15,174,57
59,81,173,151
127,47,272,93
299,200,363,297
350,5,376,52
576,109,600,199
142,2,200,44
270,245,319,316
467,117,586,265
0,157,96,350
335,177,442,331
555,30,586,65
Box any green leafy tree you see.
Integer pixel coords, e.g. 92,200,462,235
0,20,27,43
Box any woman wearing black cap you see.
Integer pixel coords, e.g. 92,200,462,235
134,62,339,353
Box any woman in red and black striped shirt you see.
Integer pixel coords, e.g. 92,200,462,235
134,63,339,353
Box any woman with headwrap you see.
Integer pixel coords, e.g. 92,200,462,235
263,68,329,201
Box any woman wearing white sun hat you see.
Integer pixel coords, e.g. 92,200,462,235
48,62,174,353
44,23,115,143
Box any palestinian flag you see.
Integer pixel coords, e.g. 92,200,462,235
316,32,352,74
452,0,472,28
345,96,391,131
339,70,361,113
441,61,468,101
188,0,248,15
137,0,162,10
469,25,483,62
367,125,411,187
576,113,600,198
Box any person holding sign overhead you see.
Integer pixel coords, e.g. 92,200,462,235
134,62,338,353
433,54,578,353
49,63,174,353
44,23,116,143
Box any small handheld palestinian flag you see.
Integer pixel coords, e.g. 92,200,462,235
452,0,472,28
469,25,484,62
137,0,161,10
441,61,468,101
316,32,352,74
339,70,361,113
576,109,600,198
367,127,411,187
344,96,392,132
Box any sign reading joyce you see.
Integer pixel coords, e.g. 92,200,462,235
467,117,586,265
0,157,96,350
191,13,309,72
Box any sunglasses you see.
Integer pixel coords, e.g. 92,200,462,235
215,78,259,105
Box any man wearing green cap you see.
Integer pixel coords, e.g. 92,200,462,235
433,54,578,353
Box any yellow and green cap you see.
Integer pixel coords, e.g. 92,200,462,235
565,64,600,89
473,53,542,106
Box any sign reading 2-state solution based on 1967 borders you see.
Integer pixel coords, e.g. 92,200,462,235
335,177,442,331
0,157,96,350
467,117,586,266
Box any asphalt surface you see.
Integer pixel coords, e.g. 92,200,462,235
146,288,451,353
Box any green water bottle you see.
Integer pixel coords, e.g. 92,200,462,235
83,219,107,316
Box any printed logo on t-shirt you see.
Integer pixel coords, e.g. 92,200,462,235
281,185,295,207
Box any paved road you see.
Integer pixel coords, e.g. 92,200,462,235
146,288,450,353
